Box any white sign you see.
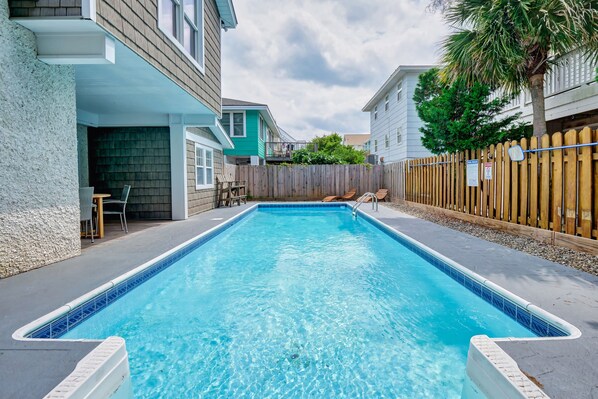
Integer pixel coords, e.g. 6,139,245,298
467,159,479,187
484,162,493,180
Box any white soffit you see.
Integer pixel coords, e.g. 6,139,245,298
76,40,213,120
216,0,238,29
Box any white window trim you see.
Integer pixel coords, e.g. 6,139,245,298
157,0,206,74
396,127,403,145
222,111,247,138
385,95,389,111
195,143,214,190
259,116,269,141
374,105,378,120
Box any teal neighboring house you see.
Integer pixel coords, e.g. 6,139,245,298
221,98,287,165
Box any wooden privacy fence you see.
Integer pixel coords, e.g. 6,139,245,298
405,127,598,241
237,164,384,200
383,161,406,202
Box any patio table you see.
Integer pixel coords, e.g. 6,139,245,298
93,193,111,238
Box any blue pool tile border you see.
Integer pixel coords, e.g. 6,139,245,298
259,203,348,209
28,203,566,339
358,210,568,338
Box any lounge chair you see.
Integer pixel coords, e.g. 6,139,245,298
362,189,388,203
322,188,357,202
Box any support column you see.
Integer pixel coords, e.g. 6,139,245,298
169,121,188,220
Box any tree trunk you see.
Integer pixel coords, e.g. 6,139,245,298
528,74,547,137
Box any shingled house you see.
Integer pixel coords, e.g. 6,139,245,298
1,0,237,276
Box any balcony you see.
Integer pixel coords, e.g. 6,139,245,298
496,49,597,126
265,142,316,162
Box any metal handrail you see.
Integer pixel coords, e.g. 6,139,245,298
352,192,378,216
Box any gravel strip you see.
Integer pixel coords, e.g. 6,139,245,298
384,202,598,277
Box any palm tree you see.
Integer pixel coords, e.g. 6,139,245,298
441,0,597,137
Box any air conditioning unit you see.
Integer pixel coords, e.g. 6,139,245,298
366,154,378,165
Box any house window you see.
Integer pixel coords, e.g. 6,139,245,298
385,134,389,148
159,0,205,70
385,95,389,111
374,139,378,152
374,105,378,120
397,81,403,101
259,117,268,141
195,143,214,189
220,112,245,137
396,127,403,144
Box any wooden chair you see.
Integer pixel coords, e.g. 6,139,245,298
363,189,388,203
217,174,247,207
322,188,357,202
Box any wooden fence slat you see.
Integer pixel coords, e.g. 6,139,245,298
579,127,592,238
529,137,539,227
511,141,519,224
552,132,564,233
495,144,503,220
503,141,511,222
488,144,495,219
564,129,578,235
465,150,471,214
479,148,485,217
539,134,550,229
520,138,529,225
594,129,598,237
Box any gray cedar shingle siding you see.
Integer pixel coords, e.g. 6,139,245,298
9,0,82,17
187,138,223,216
95,0,222,115
9,0,223,115
89,127,172,220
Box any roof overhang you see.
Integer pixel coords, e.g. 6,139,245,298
223,105,281,138
362,65,435,112
216,0,238,29
210,120,235,149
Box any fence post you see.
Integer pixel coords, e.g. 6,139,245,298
579,127,593,238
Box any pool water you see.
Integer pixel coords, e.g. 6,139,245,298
63,207,534,398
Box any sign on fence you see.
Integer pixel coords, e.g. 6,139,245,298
484,162,493,180
404,127,598,243
467,160,479,187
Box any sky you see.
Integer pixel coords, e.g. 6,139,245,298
221,0,449,141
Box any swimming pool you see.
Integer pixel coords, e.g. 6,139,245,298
24,204,575,398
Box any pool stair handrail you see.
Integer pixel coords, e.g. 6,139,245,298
352,192,378,215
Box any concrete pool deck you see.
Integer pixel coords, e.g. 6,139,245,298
0,203,596,398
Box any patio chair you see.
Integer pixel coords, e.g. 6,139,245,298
216,175,247,207
79,187,95,243
103,185,131,233
322,188,357,202
362,189,388,203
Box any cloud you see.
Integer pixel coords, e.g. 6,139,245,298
222,0,449,141
279,22,370,87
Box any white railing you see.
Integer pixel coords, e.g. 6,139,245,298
495,49,596,113
544,50,596,98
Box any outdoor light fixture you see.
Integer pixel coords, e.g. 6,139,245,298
507,142,598,162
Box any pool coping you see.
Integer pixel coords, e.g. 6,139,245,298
12,202,583,398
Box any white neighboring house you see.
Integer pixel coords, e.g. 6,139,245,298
362,65,434,163
496,50,598,132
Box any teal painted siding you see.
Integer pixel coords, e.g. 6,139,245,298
224,110,265,158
